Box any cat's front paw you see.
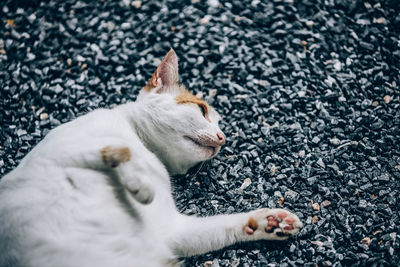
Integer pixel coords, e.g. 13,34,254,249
100,145,154,205
243,208,302,241
125,180,154,204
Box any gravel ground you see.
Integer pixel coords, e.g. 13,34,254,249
1,0,399,266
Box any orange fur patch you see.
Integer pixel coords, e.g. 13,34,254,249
247,217,259,231
243,217,258,235
100,146,131,168
175,90,210,121
143,73,157,92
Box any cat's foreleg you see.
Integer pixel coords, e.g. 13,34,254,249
99,145,154,204
61,144,154,204
171,208,302,257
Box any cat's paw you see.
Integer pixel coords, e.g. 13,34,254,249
243,208,302,241
125,180,154,205
100,145,154,204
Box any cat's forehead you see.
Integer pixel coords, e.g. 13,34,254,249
175,89,209,108
175,88,217,121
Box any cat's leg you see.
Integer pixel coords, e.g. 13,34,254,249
61,143,154,204
171,208,302,257
99,145,154,204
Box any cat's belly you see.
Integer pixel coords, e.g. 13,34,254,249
0,165,178,267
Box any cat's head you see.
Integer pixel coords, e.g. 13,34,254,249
136,49,225,175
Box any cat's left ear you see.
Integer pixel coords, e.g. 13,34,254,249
143,49,179,93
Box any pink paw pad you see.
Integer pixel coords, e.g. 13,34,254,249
277,211,288,218
265,216,280,233
285,217,295,224
265,211,297,236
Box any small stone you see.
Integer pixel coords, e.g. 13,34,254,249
311,240,324,246
377,173,390,182
320,200,331,208
322,261,332,267
26,53,36,61
116,66,124,73
360,237,371,246
312,202,320,211
16,129,27,137
360,41,374,51
317,158,325,168
121,22,131,30
196,92,204,99
269,164,279,175
6,19,15,27
235,94,249,99
298,150,305,158
284,189,299,202
131,1,142,8
305,20,314,27
204,261,213,267
40,113,49,120
307,176,317,185
312,136,320,144
358,199,368,208
207,0,219,8
208,89,217,99
357,19,371,25
374,17,387,24
312,215,318,223
333,60,341,71
240,178,251,190
329,137,340,145
200,16,211,25
76,55,85,62
383,95,391,104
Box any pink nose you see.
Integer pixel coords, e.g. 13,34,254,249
217,132,226,145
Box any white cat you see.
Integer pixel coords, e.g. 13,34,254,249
0,49,302,267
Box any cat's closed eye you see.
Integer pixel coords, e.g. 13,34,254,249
198,103,208,118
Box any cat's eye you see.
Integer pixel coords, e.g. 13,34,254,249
198,104,207,117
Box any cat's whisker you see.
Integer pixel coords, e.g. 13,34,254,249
188,161,207,177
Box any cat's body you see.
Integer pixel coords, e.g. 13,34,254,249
0,50,302,267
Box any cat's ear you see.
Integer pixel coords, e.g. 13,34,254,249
143,49,179,93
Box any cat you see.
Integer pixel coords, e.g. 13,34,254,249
0,49,302,267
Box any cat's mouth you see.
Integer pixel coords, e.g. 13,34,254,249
184,136,220,157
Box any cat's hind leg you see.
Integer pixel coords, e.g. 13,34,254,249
99,145,154,204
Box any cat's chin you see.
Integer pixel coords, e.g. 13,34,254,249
184,136,219,159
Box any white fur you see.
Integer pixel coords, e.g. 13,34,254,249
0,50,302,267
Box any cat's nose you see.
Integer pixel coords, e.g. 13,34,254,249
217,132,226,145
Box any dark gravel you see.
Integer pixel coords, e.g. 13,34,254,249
1,0,400,266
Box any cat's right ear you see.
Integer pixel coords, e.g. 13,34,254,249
143,49,179,94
